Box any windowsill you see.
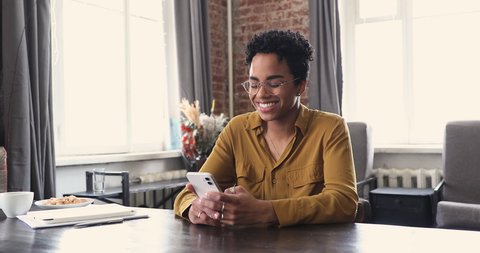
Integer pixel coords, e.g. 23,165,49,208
56,150,182,167
55,144,441,167
374,144,442,154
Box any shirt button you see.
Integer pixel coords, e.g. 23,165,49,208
272,178,276,184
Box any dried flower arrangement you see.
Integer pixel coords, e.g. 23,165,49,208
179,99,228,170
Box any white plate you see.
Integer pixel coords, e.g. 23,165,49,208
34,198,94,209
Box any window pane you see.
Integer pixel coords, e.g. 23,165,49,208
75,0,124,11
350,21,407,144
130,0,162,19
54,0,177,156
411,12,480,143
358,0,397,19
342,0,480,146
413,0,480,17
129,5,169,151
61,0,127,154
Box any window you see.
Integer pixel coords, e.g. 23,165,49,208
52,0,179,156
340,0,480,145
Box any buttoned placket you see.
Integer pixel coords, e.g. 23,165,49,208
258,127,301,200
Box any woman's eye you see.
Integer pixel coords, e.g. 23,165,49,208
269,82,282,88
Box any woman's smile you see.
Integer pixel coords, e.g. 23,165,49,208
256,101,278,111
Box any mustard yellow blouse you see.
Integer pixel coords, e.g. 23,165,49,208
174,105,358,227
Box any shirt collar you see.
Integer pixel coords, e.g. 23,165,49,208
295,104,310,136
244,104,311,136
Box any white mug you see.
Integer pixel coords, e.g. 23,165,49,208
0,191,34,218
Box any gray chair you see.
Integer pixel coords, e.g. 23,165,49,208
436,121,480,230
347,122,376,222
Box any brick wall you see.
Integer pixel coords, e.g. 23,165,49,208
208,0,229,116
208,0,310,116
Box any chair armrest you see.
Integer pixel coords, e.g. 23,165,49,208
431,179,444,226
437,201,480,229
432,179,444,206
355,198,372,223
357,176,377,188
356,176,377,199
434,179,444,193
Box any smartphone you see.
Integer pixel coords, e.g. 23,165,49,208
186,172,221,197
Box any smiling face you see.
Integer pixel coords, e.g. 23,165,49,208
248,53,306,124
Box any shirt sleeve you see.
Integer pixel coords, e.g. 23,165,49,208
173,120,238,219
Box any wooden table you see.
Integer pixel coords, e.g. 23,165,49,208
2,207,480,253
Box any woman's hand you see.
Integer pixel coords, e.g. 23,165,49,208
186,183,222,226
208,185,279,227
187,184,278,227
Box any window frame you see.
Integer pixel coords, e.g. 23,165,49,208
341,0,474,147
52,0,180,159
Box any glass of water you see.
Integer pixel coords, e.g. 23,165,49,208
93,168,106,193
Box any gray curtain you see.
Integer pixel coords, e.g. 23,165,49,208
308,0,343,115
174,0,213,114
0,0,56,199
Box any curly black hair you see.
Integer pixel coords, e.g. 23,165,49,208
245,30,314,84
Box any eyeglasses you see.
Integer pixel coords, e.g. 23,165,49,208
241,78,300,95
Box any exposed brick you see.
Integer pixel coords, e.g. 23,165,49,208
208,0,309,116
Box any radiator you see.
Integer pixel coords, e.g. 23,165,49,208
130,190,180,209
128,170,187,209
372,168,443,189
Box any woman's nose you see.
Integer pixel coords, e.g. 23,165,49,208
255,84,271,97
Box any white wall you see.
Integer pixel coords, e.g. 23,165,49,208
374,152,442,170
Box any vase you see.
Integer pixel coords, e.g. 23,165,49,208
182,153,208,172
194,154,208,172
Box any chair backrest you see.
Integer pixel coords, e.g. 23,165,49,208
347,122,374,182
443,121,480,204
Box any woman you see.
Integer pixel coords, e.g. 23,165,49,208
174,30,358,227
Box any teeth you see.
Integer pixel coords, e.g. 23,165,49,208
258,102,276,108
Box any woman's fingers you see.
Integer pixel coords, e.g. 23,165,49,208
186,183,197,195
190,196,225,225
189,186,253,226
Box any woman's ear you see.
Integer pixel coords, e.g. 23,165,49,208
296,79,307,96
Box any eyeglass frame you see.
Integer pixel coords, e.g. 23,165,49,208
240,77,302,95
